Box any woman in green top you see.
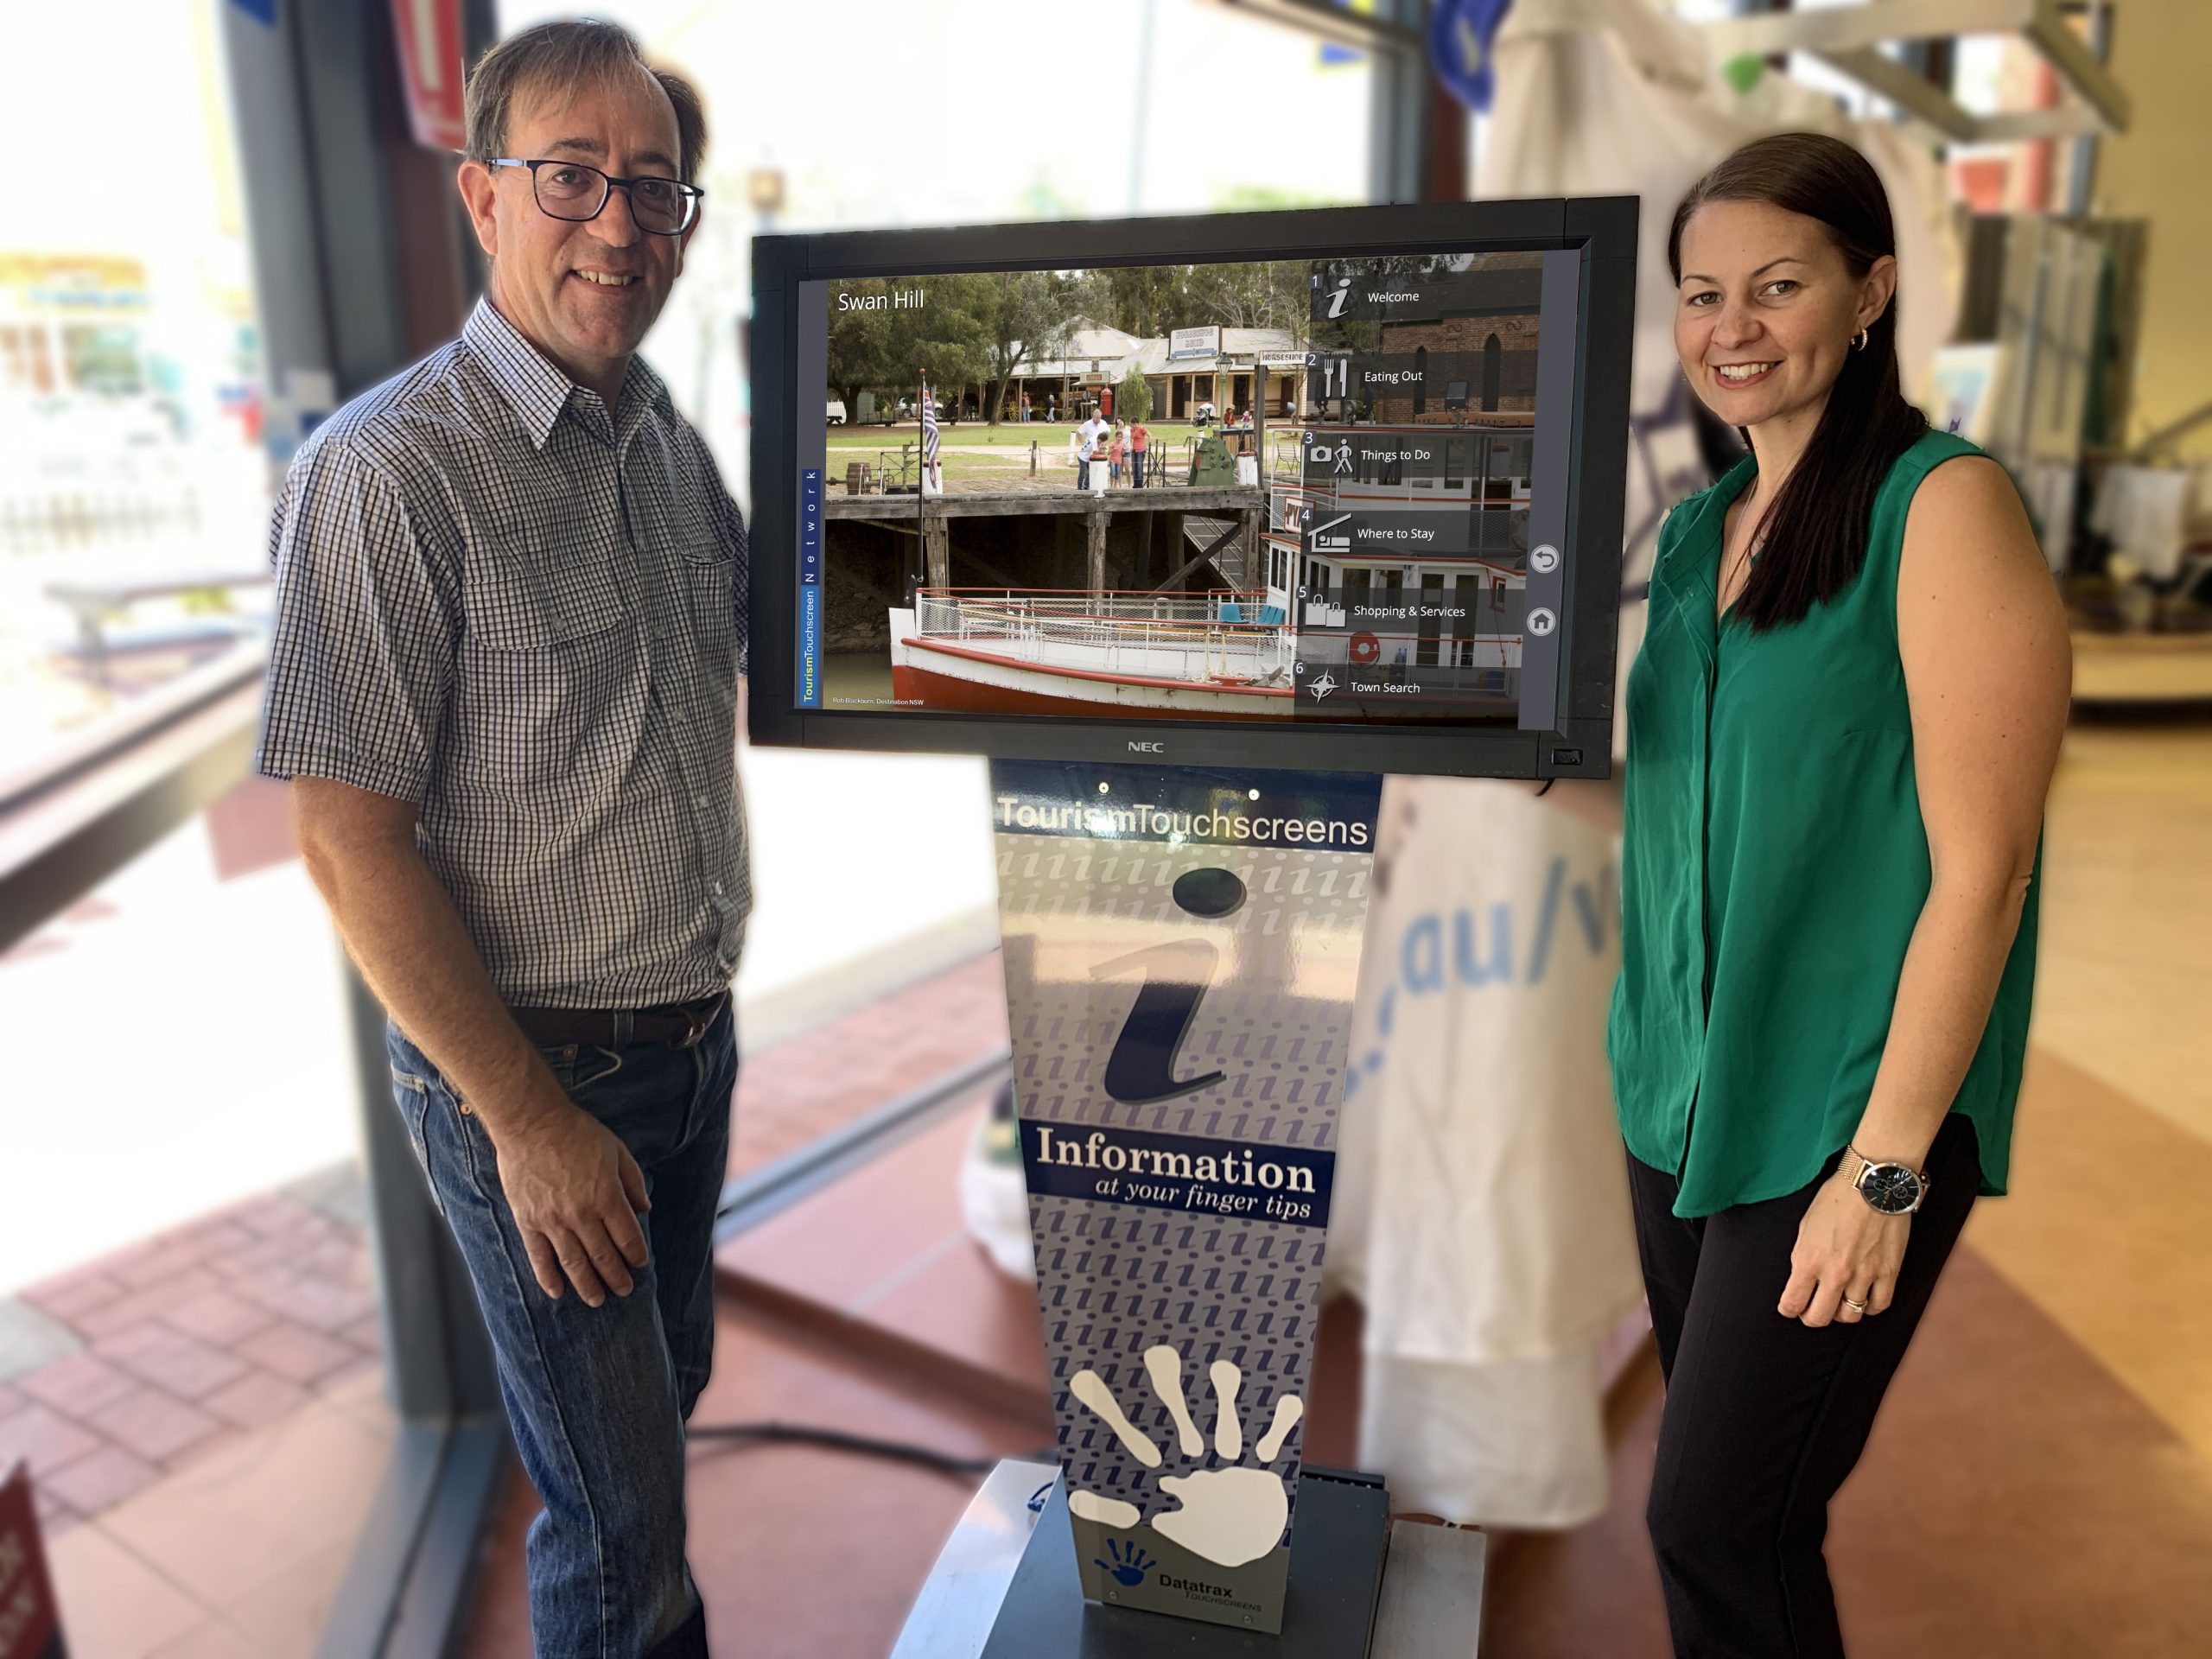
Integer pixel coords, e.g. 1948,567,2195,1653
1607,133,2069,1656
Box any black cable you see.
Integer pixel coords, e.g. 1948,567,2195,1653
685,1421,1050,1478
1534,777,1556,797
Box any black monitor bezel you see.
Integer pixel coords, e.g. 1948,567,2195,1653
747,195,1634,779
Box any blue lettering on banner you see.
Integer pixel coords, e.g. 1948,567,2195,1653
1022,1122,1334,1227
1341,855,1618,1104
798,467,823,708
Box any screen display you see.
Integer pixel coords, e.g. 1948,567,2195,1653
791,248,1582,733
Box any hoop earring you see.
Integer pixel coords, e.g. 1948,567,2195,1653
1853,327,1871,352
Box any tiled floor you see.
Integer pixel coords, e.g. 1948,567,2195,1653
715,1100,1049,1415
2,1190,380,1541
39,1370,394,1659
459,1303,1052,1659
724,950,1009,1182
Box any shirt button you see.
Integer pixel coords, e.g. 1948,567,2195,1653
712,881,724,895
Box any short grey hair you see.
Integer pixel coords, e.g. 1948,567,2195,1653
464,19,707,185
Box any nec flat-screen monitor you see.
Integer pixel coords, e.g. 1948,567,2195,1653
747,198,1634,779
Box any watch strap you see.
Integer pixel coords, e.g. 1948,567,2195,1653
1847,1143,1930,1212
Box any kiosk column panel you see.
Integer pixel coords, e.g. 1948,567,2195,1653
990,760,1382,1635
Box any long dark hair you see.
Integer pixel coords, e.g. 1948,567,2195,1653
1668,132,1927,632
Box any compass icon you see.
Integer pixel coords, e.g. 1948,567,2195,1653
1307,671,1338,702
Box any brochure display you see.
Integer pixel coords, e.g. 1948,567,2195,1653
986,760,1385,1645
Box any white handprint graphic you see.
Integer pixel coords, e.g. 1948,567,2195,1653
1066,1343,1306,1568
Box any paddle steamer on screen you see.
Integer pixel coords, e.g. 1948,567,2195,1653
887,423,1533,720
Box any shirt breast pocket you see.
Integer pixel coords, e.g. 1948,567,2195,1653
455,545,639,800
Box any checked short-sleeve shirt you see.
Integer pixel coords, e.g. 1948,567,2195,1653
255,297,751,1008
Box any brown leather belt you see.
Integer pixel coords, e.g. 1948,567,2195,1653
509,993,728,1051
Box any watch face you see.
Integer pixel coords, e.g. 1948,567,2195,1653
1859,1162,1921,1214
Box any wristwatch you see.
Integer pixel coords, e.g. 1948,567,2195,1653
1846,1144,1929,1215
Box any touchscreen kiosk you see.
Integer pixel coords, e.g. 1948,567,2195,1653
749,198,1636,1653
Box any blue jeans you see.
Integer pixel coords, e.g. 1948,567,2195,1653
387,1004,735,1659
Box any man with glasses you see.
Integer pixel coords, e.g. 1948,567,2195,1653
255,21,738,1658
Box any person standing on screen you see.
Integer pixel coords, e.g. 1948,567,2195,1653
1129,414,1149,488
1076,416,1100,490
252,22,743,1658
1607,131,2068,1657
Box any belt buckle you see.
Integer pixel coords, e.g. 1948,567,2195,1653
673,1001,714,1049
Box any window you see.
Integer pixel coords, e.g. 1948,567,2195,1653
1,9,270,781
61,324,147,396
1417,572,1445,666
0,323,58,394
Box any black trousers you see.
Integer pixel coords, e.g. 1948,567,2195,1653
1626,1112,1981,1658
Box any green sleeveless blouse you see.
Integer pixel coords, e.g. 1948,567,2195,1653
1608,429,2038,1217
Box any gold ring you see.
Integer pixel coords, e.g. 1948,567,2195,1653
1843,1296,1869,1313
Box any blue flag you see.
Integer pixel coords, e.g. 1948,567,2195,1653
1430,0,1514,114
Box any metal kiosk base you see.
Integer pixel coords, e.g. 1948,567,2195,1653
893,1460,1488,1659
988,1467,1388,1657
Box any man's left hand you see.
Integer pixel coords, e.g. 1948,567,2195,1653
1777,1173,1910,1327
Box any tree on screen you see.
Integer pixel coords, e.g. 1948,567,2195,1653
826,276,993,423
1080,265,1192,340
983,270,1080,424
1116,365,1153,424
826,278,899,425
906,274,995,417
1176,260,1310,337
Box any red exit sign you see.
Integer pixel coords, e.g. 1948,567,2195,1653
0,1463,64,1659
391,0,467,153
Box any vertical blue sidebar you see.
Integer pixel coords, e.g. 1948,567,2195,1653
798,467,823,708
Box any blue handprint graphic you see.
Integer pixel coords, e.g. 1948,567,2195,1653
1095,1538,1155,1587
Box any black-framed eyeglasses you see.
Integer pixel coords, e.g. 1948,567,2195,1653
486,158,703,235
